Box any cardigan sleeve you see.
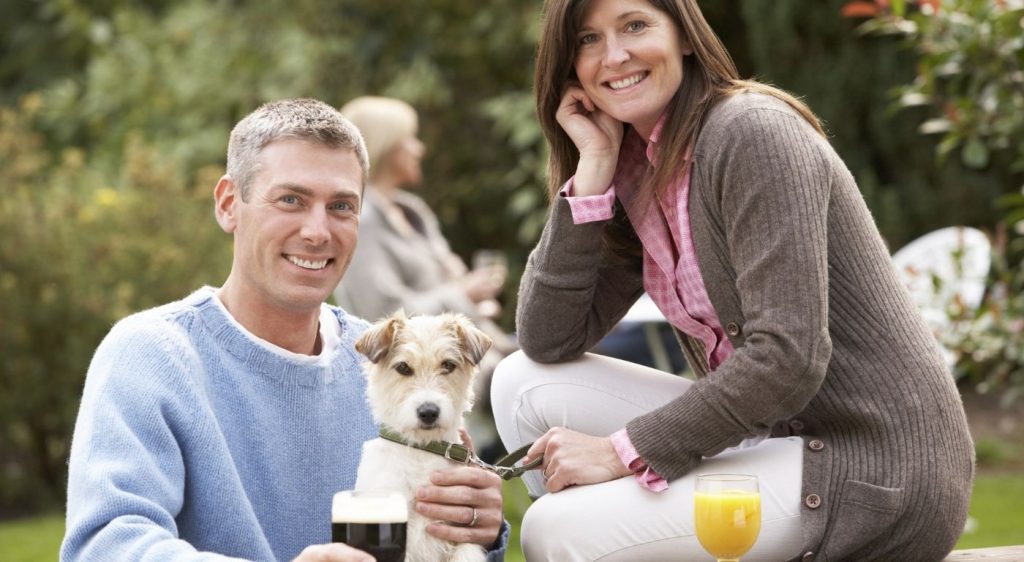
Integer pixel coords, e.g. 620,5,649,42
626,100,834,481
515,196,644,363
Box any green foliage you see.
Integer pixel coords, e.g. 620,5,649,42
858,0,1024,399
481,92,549,248
0,97,231,517
862,0,1024,174
745,0,1006,248
943,225,1024,402
4,0,1021,519
38,0,329,174
1,0,543,515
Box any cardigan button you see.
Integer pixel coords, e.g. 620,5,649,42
805,494,822,509
725,322,741,336
808,439,825,451
801,551,815,562
789,419,805,433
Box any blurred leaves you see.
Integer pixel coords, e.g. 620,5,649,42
944,223,1024,405
0,0,543,515
855,0,1024,173
0,98,230,515
4,0,1023,515
854,0,1024,400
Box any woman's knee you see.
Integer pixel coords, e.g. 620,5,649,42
521,494,589,561
490,350,540,413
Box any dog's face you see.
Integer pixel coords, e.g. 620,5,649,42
355,311,492,445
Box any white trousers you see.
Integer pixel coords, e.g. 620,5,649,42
491,351,804,562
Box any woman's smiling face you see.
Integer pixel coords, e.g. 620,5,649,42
573,0,691,139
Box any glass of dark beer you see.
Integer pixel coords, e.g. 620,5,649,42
331,490,408,562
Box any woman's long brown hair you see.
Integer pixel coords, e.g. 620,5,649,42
534,0,825,259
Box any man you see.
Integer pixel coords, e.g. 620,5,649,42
61,98,507,561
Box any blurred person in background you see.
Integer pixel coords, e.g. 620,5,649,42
335,96,517,461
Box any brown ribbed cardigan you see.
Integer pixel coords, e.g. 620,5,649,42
516,92,974,561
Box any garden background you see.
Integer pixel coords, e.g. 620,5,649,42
2,0,1023,559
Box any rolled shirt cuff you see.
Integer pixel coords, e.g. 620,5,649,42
610,428,669,492
559,178,617,224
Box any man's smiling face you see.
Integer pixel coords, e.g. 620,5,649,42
222,138,363,316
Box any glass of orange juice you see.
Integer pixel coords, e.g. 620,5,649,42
694,473,761,562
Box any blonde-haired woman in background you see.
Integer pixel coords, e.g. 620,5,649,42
334,96,517,459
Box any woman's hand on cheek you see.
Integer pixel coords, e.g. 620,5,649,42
556,86,623,196
556,86,623,156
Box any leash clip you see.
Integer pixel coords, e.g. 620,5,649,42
469,456,521,480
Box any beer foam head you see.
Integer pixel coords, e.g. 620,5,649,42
332,490,408,523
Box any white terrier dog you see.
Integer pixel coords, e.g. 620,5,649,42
354,311,492,562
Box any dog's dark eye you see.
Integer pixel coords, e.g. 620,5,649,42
394,362,414,376
440,360,457,374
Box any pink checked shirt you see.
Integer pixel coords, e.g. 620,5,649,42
561,116,735,491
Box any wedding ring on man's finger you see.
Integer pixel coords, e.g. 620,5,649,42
466,507,478,527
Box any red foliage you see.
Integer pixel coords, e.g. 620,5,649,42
841,1,881,17
841,0,942,19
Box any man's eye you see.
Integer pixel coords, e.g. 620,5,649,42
280,195,299,205
331,201,354,212
394,362,413,376
440,360,457,374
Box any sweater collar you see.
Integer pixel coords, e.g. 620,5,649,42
186,287,361,387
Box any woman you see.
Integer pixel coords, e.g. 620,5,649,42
334,97,517,456
490,0,973,560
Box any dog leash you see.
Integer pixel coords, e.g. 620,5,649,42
378,427,542,481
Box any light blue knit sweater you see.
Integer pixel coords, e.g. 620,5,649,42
61,287,508,561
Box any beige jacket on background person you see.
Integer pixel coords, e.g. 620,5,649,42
334,189,515,376
516,92,974,561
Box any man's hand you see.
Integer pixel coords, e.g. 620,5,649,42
293,543,375,562
526,427,632,493
414,466,504,547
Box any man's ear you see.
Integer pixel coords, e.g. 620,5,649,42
214,175,239,233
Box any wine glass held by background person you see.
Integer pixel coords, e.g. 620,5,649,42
490,0,973,561
60,98,508,562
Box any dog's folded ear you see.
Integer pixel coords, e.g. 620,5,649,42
444,314,493,366
355,312,407,364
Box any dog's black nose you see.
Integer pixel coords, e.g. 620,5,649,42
416,402,440,426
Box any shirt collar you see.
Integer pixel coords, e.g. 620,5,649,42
644,110,669,165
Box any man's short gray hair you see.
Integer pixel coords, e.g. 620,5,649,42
227,98,369,200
